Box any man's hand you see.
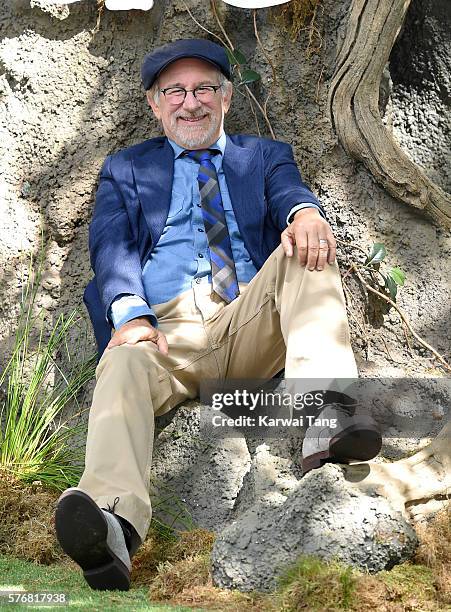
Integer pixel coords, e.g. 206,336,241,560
106,316,169,355
281,208,336,271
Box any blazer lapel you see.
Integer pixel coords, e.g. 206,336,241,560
132,138,174,246
223,136,265,264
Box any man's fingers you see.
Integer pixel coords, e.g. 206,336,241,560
156,332,169,355
302,224,320,269
316,238,329,271
106,338,130,350
106,322,161,351
287,213,338,269
306,242,320,270
293,227,308,266
107,334,140,349
281,230,294,257
327,232,337,265
282,224,337,270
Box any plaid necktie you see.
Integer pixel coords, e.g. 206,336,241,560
185,149,239,303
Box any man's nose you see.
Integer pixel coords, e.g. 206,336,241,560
182,91,202,110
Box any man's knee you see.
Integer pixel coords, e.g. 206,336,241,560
95,342,158,379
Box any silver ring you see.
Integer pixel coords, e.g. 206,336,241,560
319,239,328,244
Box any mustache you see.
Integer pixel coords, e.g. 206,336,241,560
174,110,210,119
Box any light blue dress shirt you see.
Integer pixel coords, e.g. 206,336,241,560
109,132,322,330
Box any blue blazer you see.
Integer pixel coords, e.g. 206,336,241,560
84,134,323,357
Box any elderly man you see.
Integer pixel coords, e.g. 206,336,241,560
55,39,381,591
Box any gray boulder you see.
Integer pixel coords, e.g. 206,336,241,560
150,402,424,593
211,463,418,592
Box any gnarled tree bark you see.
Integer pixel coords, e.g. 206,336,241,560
329,0,451,228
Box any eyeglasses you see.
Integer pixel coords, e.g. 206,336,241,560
159,85,222,104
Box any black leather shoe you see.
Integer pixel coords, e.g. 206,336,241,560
55,488,132,591
301,400,382,475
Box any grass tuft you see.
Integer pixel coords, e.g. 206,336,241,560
169,528,216,561
274,555,356,611
132,528,178,586
0,250,96,491
0,472,63,564
133,527,215,587
165,584,264,611
414,504,451,604
149,553,212,602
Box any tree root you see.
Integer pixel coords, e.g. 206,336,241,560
329,0,451,227
343,418,451,521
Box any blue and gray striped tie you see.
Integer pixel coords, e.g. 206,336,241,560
185,149,239,304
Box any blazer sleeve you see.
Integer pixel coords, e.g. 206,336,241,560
263,140,325,230
89,155,149,324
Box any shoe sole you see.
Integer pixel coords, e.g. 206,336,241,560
302,424,382,474
55,489,130,591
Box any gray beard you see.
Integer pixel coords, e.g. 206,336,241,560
170,113,222,149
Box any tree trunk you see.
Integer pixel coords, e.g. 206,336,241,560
329,0,451,228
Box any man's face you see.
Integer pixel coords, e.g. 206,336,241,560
146,58,232,150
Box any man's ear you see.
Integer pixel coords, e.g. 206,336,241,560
222,84,233,115
146,91,161,120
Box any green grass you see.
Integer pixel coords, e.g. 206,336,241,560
377,562,438,602
274,555,357,611
0,557,201,611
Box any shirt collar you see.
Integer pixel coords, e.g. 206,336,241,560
168,131,227,160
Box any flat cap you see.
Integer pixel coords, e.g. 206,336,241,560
141,38,231,90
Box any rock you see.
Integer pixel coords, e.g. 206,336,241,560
231,442,300,516
349,377,450,460
151,402,251,532
30,0,70,20
211,464,417,592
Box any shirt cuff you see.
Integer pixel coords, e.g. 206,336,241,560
109,294,158,330
286,203,325,225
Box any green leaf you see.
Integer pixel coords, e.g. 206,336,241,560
364,242,386,266
239,69,261,85
389,267,406,286
384,274,398,301
225,47,247,66
234,49,247,64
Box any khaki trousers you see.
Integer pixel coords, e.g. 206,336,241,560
78,245,358,541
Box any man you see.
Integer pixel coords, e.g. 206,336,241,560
55,39,381,591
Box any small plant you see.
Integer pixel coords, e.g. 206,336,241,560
341,240,407,313
225,48,261,87
0,250,96,490
362,242,406,303
339,238,449,371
